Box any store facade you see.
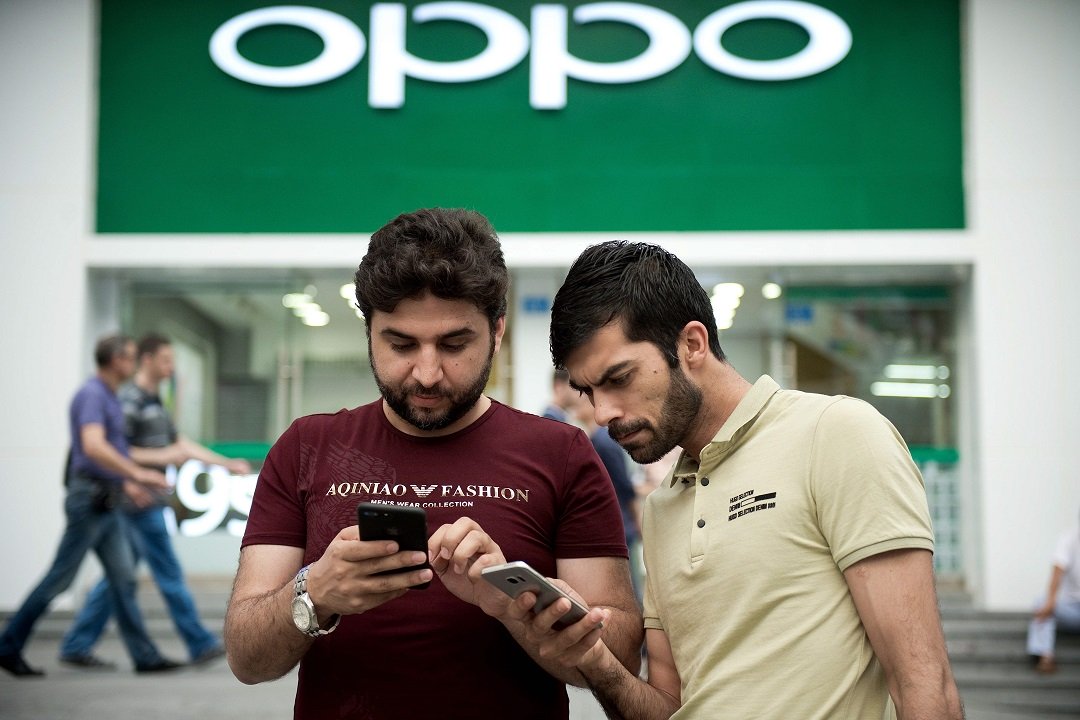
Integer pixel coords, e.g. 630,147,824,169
1,0,1077,611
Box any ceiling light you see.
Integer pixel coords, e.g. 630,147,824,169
871,382,950,398
301,310,330,327
282,292,313,308
339,283,353,300
291,301,322,318
884,364,951,380
762,282,782,299
712,282,745,299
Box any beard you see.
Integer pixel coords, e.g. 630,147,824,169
371,338,495,433
607,363,702,464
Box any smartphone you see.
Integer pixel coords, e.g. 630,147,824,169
481,561,590,629
356,502,431,589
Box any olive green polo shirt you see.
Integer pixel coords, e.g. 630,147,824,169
642,375,933,719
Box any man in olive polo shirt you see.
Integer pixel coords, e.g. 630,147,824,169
529,241,964,719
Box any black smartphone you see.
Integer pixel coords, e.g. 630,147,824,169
481,561,590,629
356,502,431,589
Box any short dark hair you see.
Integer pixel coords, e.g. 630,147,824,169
550,241,725,369
137,333,171,359
354,208,508,331
94,334,133,369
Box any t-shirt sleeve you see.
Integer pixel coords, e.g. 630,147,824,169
73,386,108,430
1053,530,1078,571
242,420,308,549
810,397,935,572
553,429,629,560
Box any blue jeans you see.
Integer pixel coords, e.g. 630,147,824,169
0,477,164,667
60,505,220,661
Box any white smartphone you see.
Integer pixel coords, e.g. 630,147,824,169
481,560,590,629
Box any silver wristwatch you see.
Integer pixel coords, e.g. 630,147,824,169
291,565,340,638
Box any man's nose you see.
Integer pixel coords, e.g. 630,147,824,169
592,395,620,427
411,347,444,387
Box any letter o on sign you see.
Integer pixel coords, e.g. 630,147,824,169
693,0,851,81
209,5,366,87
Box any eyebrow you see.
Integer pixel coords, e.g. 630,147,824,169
569,360,634,394
379,326,478,342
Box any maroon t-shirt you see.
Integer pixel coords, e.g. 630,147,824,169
244,399,627,720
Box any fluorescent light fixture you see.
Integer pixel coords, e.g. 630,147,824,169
339,283,353,300
291,301,322,318
884,364,950,380
712,282,745,298
282,292,313,308
301,310,330,327
871,382,951,398
762,282,782,299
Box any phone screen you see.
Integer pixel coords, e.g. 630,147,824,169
356,502,431,589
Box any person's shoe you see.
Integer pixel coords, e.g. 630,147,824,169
191,645,225,666
0,652,45,677
60,653,117,671
134,657,183,674
1035,656,1058,675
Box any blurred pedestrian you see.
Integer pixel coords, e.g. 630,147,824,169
59,333,250,669
0,334,181,677
541,367,579,422
572,398,642,602
1027,511,1080,674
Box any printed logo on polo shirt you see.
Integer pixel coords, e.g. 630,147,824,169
728,488,777,521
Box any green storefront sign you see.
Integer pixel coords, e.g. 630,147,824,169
97,1,962,233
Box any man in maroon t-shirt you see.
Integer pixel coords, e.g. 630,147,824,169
224,208,642,719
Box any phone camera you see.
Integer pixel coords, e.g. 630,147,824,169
507,576,521,584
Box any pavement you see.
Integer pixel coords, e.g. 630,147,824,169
0,634,609,720
1,634,1066,720
1,606,1069,719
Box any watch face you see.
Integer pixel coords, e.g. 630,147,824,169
291,596,313,631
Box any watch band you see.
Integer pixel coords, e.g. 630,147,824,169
293,566,340,637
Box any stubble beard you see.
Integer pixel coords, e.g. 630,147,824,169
371,337,495,432
609,364,702,464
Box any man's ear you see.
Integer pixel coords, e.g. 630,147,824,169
681,321,712,369
492,315,507,354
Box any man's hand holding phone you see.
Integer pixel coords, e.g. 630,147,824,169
484,561,610,673
427,516,511,615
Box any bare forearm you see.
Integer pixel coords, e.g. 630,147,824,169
178,436,232,466
1046,566,1065,604
85,442,147,482
583,646,678,720
894,675,965,720
129,445,179,467
225,584,311,684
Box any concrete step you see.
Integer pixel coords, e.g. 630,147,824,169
942,605,1080,717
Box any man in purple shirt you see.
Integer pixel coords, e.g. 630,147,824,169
0,334,181,676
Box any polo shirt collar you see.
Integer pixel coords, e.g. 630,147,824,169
669,375,781,487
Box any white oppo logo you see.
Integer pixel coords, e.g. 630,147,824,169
210,1,852,110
